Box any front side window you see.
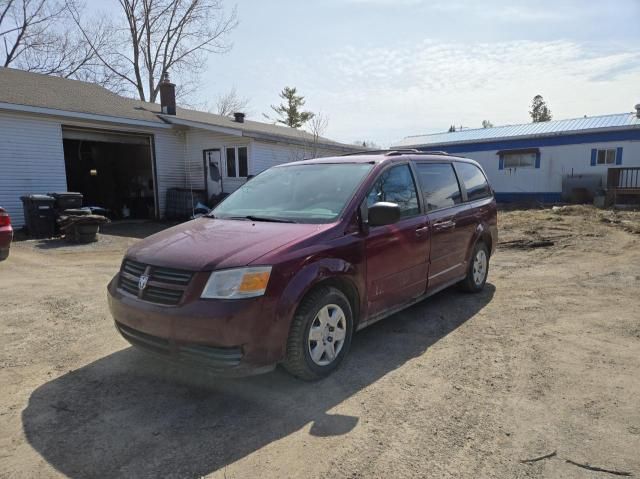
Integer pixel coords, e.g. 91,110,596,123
226,146,249,177
214,163,373,223
366,164,420,218
456,162,492,201
414,163,462,211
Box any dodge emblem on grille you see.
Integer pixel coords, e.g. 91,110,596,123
138,274,149,291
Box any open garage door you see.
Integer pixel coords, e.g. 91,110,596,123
62,127,157,220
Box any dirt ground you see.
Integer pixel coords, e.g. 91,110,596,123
1,208,639,479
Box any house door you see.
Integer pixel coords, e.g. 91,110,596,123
203,149,223,198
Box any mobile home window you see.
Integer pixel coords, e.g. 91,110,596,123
225,146,248,177
502,152,536,168
597,148,616,165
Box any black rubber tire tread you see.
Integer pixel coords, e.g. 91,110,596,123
282,286,353,381
459,241,489,293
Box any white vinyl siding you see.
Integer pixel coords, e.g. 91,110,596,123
183,129,249,194
251,140,347,175
153,130,188,216
0,112,67,227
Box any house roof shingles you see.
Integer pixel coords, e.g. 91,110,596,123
0,67,354,149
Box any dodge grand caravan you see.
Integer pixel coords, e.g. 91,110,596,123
108,150,497,380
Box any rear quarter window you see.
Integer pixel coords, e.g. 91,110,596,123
455,162,492,201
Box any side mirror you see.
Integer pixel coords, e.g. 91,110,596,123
368,202,401,227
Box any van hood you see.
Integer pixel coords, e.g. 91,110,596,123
125,217,331,271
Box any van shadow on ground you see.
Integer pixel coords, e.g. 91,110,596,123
22,285,495,479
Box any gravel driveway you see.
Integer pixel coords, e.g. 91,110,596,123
1,208,639,478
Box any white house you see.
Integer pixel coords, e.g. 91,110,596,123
0,68,359,226
393,110,640,203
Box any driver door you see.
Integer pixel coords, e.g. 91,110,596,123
365,163,429,317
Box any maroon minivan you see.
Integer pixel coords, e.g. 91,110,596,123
108,150,497,380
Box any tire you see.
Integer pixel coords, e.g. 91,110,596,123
459,241,490,293
282,286,354,381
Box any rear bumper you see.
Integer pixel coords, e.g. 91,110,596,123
0,227,12,247
0,227,11,261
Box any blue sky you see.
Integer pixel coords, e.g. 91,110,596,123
90,0,640,146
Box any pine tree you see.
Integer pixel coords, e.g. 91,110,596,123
448,125,456,132
482,120,494,128
269,87,315,128
529,95,552,122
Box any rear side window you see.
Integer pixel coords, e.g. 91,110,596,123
367,164,420,218
414,163,462,211
456,162,492,201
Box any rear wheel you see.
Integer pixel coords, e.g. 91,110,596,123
282,286,353,381
459,242,489,293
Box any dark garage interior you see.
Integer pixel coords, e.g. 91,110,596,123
62,130,156,220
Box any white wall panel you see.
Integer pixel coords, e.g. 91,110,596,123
462,140,640,194
0,112,67,227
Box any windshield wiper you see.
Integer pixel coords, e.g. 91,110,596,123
229,215,296,223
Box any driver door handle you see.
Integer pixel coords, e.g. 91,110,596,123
433,219,456,230
415,225,429,237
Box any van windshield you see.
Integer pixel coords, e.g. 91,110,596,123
213,163,373,224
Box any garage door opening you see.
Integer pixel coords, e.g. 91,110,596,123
62,128,156,220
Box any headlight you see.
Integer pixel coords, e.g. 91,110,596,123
201,266,272,299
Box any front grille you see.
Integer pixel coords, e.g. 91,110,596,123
116,323,243,368
118,259,193,306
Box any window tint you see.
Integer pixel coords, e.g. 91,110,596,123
414,163,462,211
456,162,492,201
367,164,419,218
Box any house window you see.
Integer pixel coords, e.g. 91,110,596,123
225,146,248,177
502,152,536,168
597,148,616,165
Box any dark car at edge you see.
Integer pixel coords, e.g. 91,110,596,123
0,207,13,261
107,150,498,380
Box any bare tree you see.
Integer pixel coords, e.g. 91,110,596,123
71,0,238,103
214,87,249,116
1,0,96,76
306,112,328,158
286,112,329,162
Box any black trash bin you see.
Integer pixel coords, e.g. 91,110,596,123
48,192,83,211
21,194,56,238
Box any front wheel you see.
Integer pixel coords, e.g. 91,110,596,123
282,286,353,381
459,242,489,293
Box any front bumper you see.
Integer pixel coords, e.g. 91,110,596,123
107,275,288,376
115,322,274,376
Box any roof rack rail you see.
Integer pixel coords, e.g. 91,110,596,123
340,149,452,157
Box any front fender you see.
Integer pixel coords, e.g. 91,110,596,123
257,257,362,364
275,257,362,328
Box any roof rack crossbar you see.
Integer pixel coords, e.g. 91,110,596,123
340,149,452,157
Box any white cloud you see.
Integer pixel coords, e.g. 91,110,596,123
255,39,640,145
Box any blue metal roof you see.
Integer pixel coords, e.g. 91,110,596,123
394,113,640,148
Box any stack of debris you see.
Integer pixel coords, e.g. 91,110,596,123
50,193,109,243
